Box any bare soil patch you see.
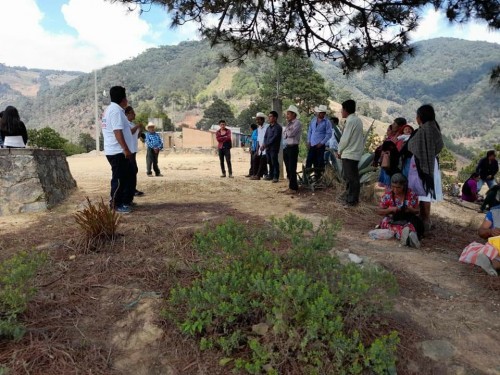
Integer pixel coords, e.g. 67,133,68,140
0,149,498,374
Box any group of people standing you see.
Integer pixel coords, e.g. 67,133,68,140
221,100,365,204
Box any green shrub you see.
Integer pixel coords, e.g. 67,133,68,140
165,215,399,374
0,251,46,340
74,197,120,252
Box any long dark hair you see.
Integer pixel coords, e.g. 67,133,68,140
417,104,440,130
0,106,23,134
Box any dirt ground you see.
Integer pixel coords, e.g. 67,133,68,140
0,148,499,375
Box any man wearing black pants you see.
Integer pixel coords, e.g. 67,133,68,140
216,120,233,178
102,86,135,213
337,100,364,206
262,111,282,183
282,105,302,194
306,104,332,181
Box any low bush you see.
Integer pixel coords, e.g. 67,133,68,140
165,214,399,374
74,197,120,252
0,251,46,340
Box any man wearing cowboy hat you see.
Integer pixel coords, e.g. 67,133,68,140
282,105,302,193
249,112,268,179
145,121,164,177
306,104,332,180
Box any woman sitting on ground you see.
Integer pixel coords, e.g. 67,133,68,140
461,172,480,203
0,106,28,148
459,205,500,276
376,173,423,248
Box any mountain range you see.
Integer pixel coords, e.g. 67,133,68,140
0,37,498,149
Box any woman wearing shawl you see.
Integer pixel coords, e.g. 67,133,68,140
408,104,444,231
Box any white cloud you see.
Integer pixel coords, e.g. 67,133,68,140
0,0,154,72
411,8,500,44
0,1,496,73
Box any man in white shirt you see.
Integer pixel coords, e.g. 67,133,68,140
337,100,364,206
250,112,269,180
125,106,144,200
102,86,135,213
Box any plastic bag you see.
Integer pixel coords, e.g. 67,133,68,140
408,156,427,196
368,229,394,240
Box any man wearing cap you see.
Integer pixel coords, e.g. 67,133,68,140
306,104,332,180
101,86,135,213
282,105,302,193
145,122,164,177
262,111,282,183
251,112,269,180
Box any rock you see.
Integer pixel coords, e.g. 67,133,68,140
0,149,76,216
419,340,455,361
348,253,363,264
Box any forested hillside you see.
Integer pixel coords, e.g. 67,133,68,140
315,38,500,146
1,38,498,147
6,41,225,140
0,64,82,108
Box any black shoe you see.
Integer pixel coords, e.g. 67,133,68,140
220,174,226,178
134,190,144,196
156,174,163,177
263,177,273,181
272,178,279,183
147,173,153,177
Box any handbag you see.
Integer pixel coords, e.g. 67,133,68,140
408,156,427,196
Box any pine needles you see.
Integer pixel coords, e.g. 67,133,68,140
74,198,120,252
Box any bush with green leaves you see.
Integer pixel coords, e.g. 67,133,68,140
165,214,399,374
0,251,46,340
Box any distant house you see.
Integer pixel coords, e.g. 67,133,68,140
209,125,243,148
181,126,244,149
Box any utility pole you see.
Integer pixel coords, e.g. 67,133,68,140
94,70,100,154
273,62,284,179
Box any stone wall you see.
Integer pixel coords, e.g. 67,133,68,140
0,148,77,216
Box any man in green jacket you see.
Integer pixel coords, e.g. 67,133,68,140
337,100,364,206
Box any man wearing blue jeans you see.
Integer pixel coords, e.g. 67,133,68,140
262,111,282,183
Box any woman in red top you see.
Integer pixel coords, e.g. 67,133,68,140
215,120,233,178
377,173,421,248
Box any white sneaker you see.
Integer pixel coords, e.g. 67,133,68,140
408,232,420,249
476,254,498,276
400,227,410,246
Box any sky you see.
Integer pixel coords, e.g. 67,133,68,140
0,0,498,73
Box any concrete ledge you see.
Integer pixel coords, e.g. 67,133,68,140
0,148,77,216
